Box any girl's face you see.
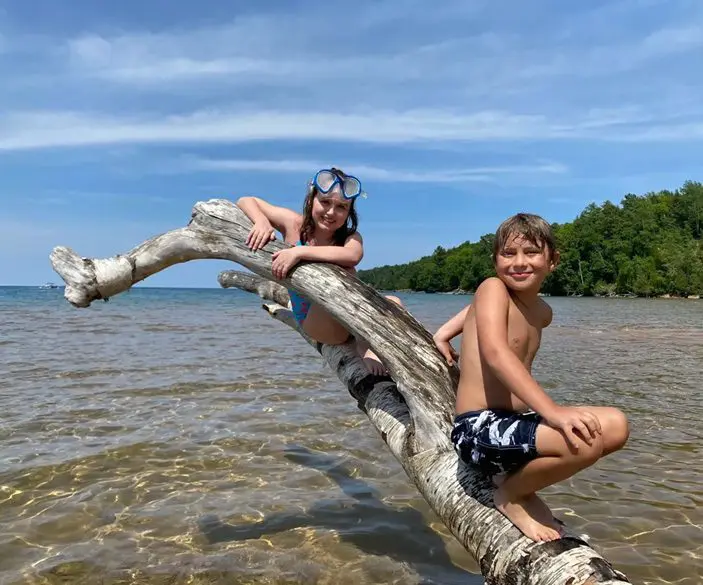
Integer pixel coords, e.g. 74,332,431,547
311,186,351,235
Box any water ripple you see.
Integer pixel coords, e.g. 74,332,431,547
0,288,700,584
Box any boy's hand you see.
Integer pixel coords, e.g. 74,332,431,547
545,406,602,451
247,220,276,251
271,247,303,279
433,335,458,366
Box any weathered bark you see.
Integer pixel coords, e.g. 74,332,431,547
218,270,291,307
50,199,630,585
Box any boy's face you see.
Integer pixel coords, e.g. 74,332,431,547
494,232,559,293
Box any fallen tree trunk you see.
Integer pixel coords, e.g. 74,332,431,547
50,198,630,585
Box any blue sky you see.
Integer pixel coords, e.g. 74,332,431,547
2,0,703,287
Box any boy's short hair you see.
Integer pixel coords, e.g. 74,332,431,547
493,213,556,261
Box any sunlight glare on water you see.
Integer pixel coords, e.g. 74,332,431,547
0,286,701,584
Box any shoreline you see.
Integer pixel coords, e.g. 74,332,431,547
380,288,701,300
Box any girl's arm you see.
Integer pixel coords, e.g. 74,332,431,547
236,196,300,249
296,233,364,268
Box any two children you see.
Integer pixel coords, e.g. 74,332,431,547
433,213,629,541
238,171,629,543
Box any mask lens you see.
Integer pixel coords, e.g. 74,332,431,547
315,170,337,192
342,177,361,199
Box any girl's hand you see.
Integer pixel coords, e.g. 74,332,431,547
433,335,458,366
271,247,303,279
247,220,276,251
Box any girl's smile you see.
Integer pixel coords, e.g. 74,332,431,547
312,188,351,234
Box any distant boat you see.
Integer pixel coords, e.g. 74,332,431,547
38,282,59,289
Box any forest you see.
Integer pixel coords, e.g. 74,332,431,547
358,181,703,297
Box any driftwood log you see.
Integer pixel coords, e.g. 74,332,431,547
50,199,630,585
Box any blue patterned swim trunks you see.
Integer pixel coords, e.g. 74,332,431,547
451,409,542,477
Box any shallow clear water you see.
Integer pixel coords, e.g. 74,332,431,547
0,286,701,584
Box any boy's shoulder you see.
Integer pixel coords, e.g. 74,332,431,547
537,297,553,328
475,277,553,327
475,276,509,295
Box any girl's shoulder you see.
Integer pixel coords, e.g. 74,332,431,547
283,213,304,245
345,230,363,243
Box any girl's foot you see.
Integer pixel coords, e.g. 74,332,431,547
362,352,387,376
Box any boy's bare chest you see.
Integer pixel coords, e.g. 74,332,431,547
506,308,543,361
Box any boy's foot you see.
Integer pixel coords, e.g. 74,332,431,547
492,475,563,535
526,494,565,536
493,487,562,542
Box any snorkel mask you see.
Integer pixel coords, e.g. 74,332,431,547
310,169,366,200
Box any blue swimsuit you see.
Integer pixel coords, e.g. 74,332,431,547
288,241,311,325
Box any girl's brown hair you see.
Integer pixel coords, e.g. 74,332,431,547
300,168,359,246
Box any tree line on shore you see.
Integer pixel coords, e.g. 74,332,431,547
358,181,703,297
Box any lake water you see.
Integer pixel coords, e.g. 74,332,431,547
0,285,701,584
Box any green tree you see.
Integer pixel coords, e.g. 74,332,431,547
358,182,703,297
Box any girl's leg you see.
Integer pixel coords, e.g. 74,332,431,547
356,295,404,375
301,303,351,345
301,294,405,376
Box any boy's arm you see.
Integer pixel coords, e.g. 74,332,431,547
432,305,470,366
295,233,364,268
475,278,600,449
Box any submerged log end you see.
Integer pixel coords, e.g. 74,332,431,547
50,246,133,308
219,270,290,307
261,302,298,330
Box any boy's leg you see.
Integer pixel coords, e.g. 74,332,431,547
494,406,627,542
576,406,629,455
494,423,605,541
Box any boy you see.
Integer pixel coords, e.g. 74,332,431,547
433,213,629,542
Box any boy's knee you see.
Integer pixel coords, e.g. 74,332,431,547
604,408,629,453
576,434,604,465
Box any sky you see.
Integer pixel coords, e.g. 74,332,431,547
2,0,703,287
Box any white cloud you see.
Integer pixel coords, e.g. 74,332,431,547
0,109,542,150
1,107,701,152
57,5,703,94
184,157,568,183
1,2,702,154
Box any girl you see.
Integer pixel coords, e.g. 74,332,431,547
236,168,392,376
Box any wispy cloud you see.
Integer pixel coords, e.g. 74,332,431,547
2,0,703,285
2,107,702,152
184,157,568,183
0,0,697,152
57,4,703,99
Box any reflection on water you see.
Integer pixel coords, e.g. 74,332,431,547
199,445,474,585
0,287,701,584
